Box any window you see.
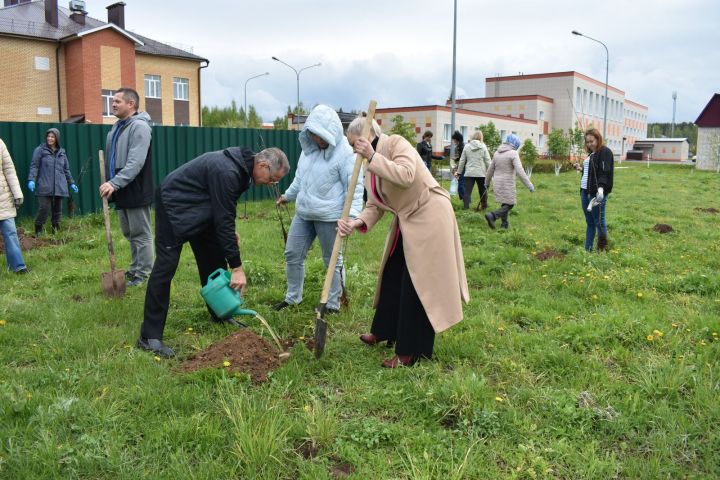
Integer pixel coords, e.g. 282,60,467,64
443,124,451,142
173,77,189,100
500,130,507,141
102,89,114,116
576,87,581,112
538,134,544,148
539,111,545,122
34,56,50,71
144,74,161,98
460,126,468,140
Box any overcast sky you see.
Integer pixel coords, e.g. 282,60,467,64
85,0,719,124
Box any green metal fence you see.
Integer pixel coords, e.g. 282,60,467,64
0,122,301,218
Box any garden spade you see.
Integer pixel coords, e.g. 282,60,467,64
314,100,376,359
98,150,126,297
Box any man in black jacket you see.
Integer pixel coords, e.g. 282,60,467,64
137,146,290,357
416,131,444,171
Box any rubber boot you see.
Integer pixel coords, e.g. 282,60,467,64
35,224,43,237
597,234,608,251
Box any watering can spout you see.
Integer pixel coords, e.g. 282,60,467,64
233,307,257,317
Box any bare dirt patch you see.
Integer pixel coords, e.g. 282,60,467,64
694,207,719,214
0,227,58,253
534,248,565,261
329,457,355,478
178,329,281,384
653,223,674,234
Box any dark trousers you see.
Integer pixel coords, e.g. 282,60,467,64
371,234,435,358
462,177,486,209
457,171,465,200
35,196,63,228
490,203,514,227
141,191,227,340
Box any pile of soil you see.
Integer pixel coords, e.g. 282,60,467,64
179,329,280,384
653,223,674,233
0,228,56,253
694,207,719,214
535,248,565,261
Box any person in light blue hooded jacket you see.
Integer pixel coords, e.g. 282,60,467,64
273,105,364,313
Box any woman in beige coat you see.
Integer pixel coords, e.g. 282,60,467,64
338,116,469,368
484,134,534,229
0,138,29,273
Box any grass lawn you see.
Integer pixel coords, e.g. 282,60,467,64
1,163,719,479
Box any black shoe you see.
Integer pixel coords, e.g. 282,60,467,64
137,337,175,358
485,212,496,229
500,222,509,229
209,315,247,328
315,306,339,315
124,271,134,281
34,225,42,237
127,276,146,287
15,267,30,274
272,300,291,311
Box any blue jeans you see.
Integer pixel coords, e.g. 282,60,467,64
284,216,343,310
0,218,27,272
580,189,608,251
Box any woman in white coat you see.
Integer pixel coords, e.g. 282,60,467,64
0,138,29,273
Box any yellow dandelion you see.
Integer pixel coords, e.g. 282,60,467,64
542,274,547,278
299,336,305,340
153,356,161,362
487,343,495,348
637,292,644,298
586,273,591,277
535,241,540,245
223,360,231,367
187,327,193,332
700,340,707,346
653,330,664,337
713,332,718,337
495,396,504,402
603,275,610,280
671,323,679,328
497,326,505,332
303,404,311,412
555,316,562,320
532,251,537,255
0,319,6,326
646,335,654,342
26,393,32,399
592,295,598,300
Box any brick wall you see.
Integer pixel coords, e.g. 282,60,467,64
0,37,60,122
135,54,200,126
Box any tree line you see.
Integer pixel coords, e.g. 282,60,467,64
647,122,698,153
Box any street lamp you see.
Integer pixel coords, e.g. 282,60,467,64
244,72,269,125
271,56,321,129
450,0,457,161
572,30,609,141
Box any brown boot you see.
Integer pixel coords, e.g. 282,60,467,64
597,234,608,251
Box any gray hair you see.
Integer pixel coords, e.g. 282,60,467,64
115,87,140,110
347,114,382,139
256,147,290,175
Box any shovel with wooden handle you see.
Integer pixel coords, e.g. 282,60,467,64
314,100,377,359
98,150,127,297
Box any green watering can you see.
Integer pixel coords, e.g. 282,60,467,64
200,268,257,319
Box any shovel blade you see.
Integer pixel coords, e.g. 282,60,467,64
314,316,327,359
101,269,127,297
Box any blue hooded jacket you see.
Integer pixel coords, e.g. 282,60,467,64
28,128,75,197
283,105,363,221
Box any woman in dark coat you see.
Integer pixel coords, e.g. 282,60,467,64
28,128,77,235
581,127,614,251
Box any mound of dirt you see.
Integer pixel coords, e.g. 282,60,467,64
534,248,565,261
694,207,719,214
0,228,57,254
653,223,674,233
179,329,281,384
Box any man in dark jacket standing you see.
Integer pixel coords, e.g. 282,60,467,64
137,146,290,357
416,130,444,171
99,87,154,287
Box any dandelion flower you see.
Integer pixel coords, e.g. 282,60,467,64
223,360,231,367
0,319,6,326
646,335,654,342
592,295,598,300
603,275,610,280
497,326,505,332
713,332,718,337
495,396,504,402
303,404,311,412
671,323,679,328
187,327,193,332
542,274,547,278
153,356,161,362
637,292,644,298
700,340,706,346
653,329,664,337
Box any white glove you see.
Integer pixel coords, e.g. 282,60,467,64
595,187,604,202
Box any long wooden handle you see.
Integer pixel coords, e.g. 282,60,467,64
319,101,377,305
98,150,117,272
